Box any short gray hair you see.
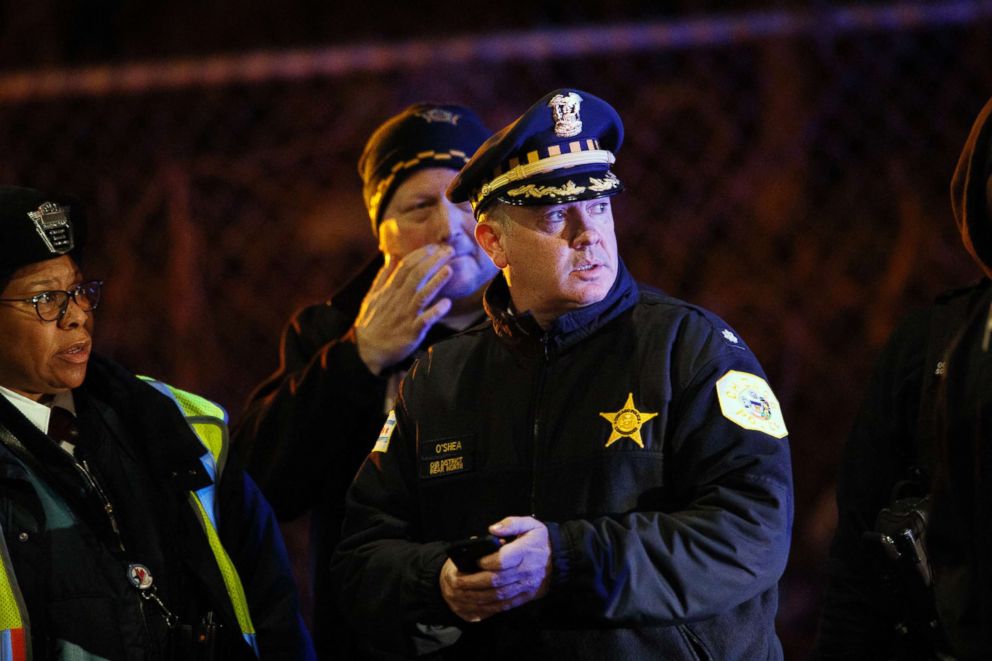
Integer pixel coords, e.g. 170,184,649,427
478,203,513,234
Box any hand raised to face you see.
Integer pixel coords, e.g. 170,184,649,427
353,244,455,376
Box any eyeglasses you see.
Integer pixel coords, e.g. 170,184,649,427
0,280,103,322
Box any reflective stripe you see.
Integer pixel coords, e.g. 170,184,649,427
0,525,28,661
189,494,258,654
139,376,229,477
0,376,252,661
188,419,227,479
169,388,227,424
138,376,258,657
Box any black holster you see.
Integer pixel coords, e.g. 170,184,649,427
168,612,224,661
863,495,955,660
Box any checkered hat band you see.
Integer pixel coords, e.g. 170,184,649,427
496,139,601,176
367,149,470,222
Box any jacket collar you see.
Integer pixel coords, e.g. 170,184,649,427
80,355,213,490
484,258,639,352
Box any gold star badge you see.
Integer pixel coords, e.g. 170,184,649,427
599,393,658,448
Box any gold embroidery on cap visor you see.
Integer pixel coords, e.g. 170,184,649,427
506,180,586,200
504,172,621,202
471,148,617,211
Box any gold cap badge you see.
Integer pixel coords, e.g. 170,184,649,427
548,92,583,138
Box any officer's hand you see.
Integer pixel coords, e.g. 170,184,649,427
438,516,552,622
354,245,454,375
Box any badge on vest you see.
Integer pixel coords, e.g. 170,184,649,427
599,392,658,448
128,563,179,627
127,563,154,590
419,436,473,479
715,370,788,439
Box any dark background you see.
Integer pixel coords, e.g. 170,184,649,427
3,1,992,656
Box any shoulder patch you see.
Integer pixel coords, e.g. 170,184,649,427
715,370,788,439
373,410,397,453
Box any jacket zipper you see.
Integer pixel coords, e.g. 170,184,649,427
530,336,554,513
73,458,125,552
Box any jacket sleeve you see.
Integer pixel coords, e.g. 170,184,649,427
812,308,931,659
544,344,794,626
329,392,455,652
232,303,389,520
216,448,317,659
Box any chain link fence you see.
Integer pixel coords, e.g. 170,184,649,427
2,3,991,653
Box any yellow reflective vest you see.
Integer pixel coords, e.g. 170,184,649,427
0,378,258,661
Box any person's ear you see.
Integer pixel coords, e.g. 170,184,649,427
476,221,508,269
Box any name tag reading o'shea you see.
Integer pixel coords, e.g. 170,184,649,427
419,437,473,479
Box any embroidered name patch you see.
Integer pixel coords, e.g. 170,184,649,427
373,410,396,453
715,371,788,439
419,437,473,479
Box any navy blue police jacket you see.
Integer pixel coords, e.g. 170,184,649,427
332,261,794,660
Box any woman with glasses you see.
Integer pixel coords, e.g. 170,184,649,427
0,186,315,660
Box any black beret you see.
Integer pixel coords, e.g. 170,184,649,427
358,103,491,236
447,88,624,217
0,186,86,278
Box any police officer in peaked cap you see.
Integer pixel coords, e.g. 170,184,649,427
332,90,794,659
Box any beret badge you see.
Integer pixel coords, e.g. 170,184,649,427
28,201,74,255
414,108,462,125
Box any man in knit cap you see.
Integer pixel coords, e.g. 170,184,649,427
234,103,494,657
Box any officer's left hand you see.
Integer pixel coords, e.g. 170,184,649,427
439,516,552,622
483,516,553,603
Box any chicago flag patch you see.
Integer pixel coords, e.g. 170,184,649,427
373,410,397,453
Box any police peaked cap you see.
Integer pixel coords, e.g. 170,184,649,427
447,88,624,217
0,186,86,278
359,103,491,236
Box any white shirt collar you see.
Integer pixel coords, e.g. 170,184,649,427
0,386,77,435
